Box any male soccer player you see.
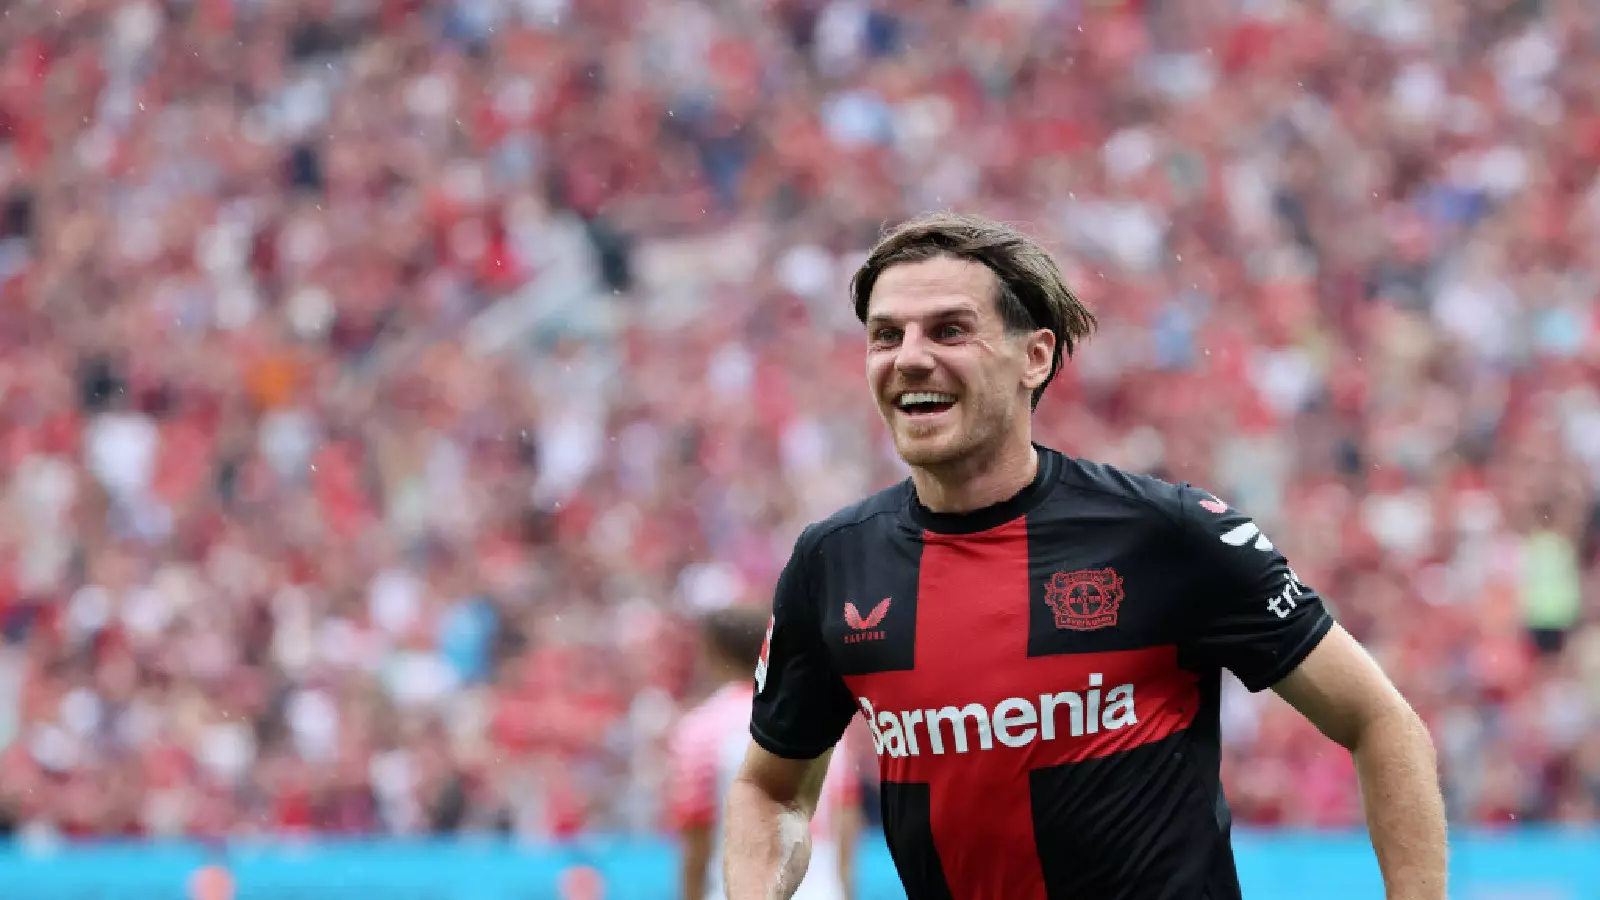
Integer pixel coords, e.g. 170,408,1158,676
723,213,1447,899
668,605,860,900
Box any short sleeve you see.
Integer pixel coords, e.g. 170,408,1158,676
749,528,859,759
1173,484,1334,692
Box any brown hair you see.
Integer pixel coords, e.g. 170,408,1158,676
699,605,771,671
849,212,1097,408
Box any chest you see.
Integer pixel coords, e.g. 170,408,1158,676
822,516,1192,660
814,516,1202,739
814,518,1206,776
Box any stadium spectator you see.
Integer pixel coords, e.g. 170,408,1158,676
0,0,1595,842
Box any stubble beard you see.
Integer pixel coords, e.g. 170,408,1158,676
892,399,1009,474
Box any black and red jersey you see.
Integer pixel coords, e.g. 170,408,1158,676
750,446,1333,900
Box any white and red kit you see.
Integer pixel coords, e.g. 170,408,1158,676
667,682,859,900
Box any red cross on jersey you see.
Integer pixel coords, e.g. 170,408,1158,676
750,448,1333,899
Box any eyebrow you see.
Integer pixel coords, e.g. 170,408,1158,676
865,305,981,328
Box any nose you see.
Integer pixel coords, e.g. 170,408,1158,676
894,327,936,376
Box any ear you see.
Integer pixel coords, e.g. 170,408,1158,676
1019,328,1056,392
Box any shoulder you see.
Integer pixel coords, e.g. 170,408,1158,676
1054,455,1305,588
793,479,913,558
1046,451,1209,528
769,481,909,615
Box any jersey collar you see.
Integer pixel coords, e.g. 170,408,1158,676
906,444,1060,535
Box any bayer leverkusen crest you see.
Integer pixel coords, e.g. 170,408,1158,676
1044,568,1124,631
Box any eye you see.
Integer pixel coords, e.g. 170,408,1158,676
934,323,966,340
870,327,902,346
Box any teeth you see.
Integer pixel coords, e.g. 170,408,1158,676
897,392,956,409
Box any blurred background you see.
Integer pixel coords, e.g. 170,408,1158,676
0,0,1597,896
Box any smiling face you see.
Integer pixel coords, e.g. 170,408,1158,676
863,256,1056,472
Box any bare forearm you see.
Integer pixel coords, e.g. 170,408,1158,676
1353,711,1448,900
723,778,814,900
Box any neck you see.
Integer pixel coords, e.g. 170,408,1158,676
911,436,1039,514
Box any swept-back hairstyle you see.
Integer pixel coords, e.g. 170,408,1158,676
849,212,1097,408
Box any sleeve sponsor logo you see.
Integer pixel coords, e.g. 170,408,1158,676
1267,570,1306,619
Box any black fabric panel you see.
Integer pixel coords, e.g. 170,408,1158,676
1030,732,1242,900
879,780,956,900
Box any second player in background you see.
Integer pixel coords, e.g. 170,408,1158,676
668,606,863,900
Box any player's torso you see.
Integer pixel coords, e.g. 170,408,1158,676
814,499,1204,780
808,486,1240,899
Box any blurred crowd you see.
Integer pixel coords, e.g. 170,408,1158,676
0,0,1597,843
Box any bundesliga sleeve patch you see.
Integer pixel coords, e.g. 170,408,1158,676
755,614,774,694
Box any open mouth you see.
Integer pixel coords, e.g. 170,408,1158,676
895,391,957,418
